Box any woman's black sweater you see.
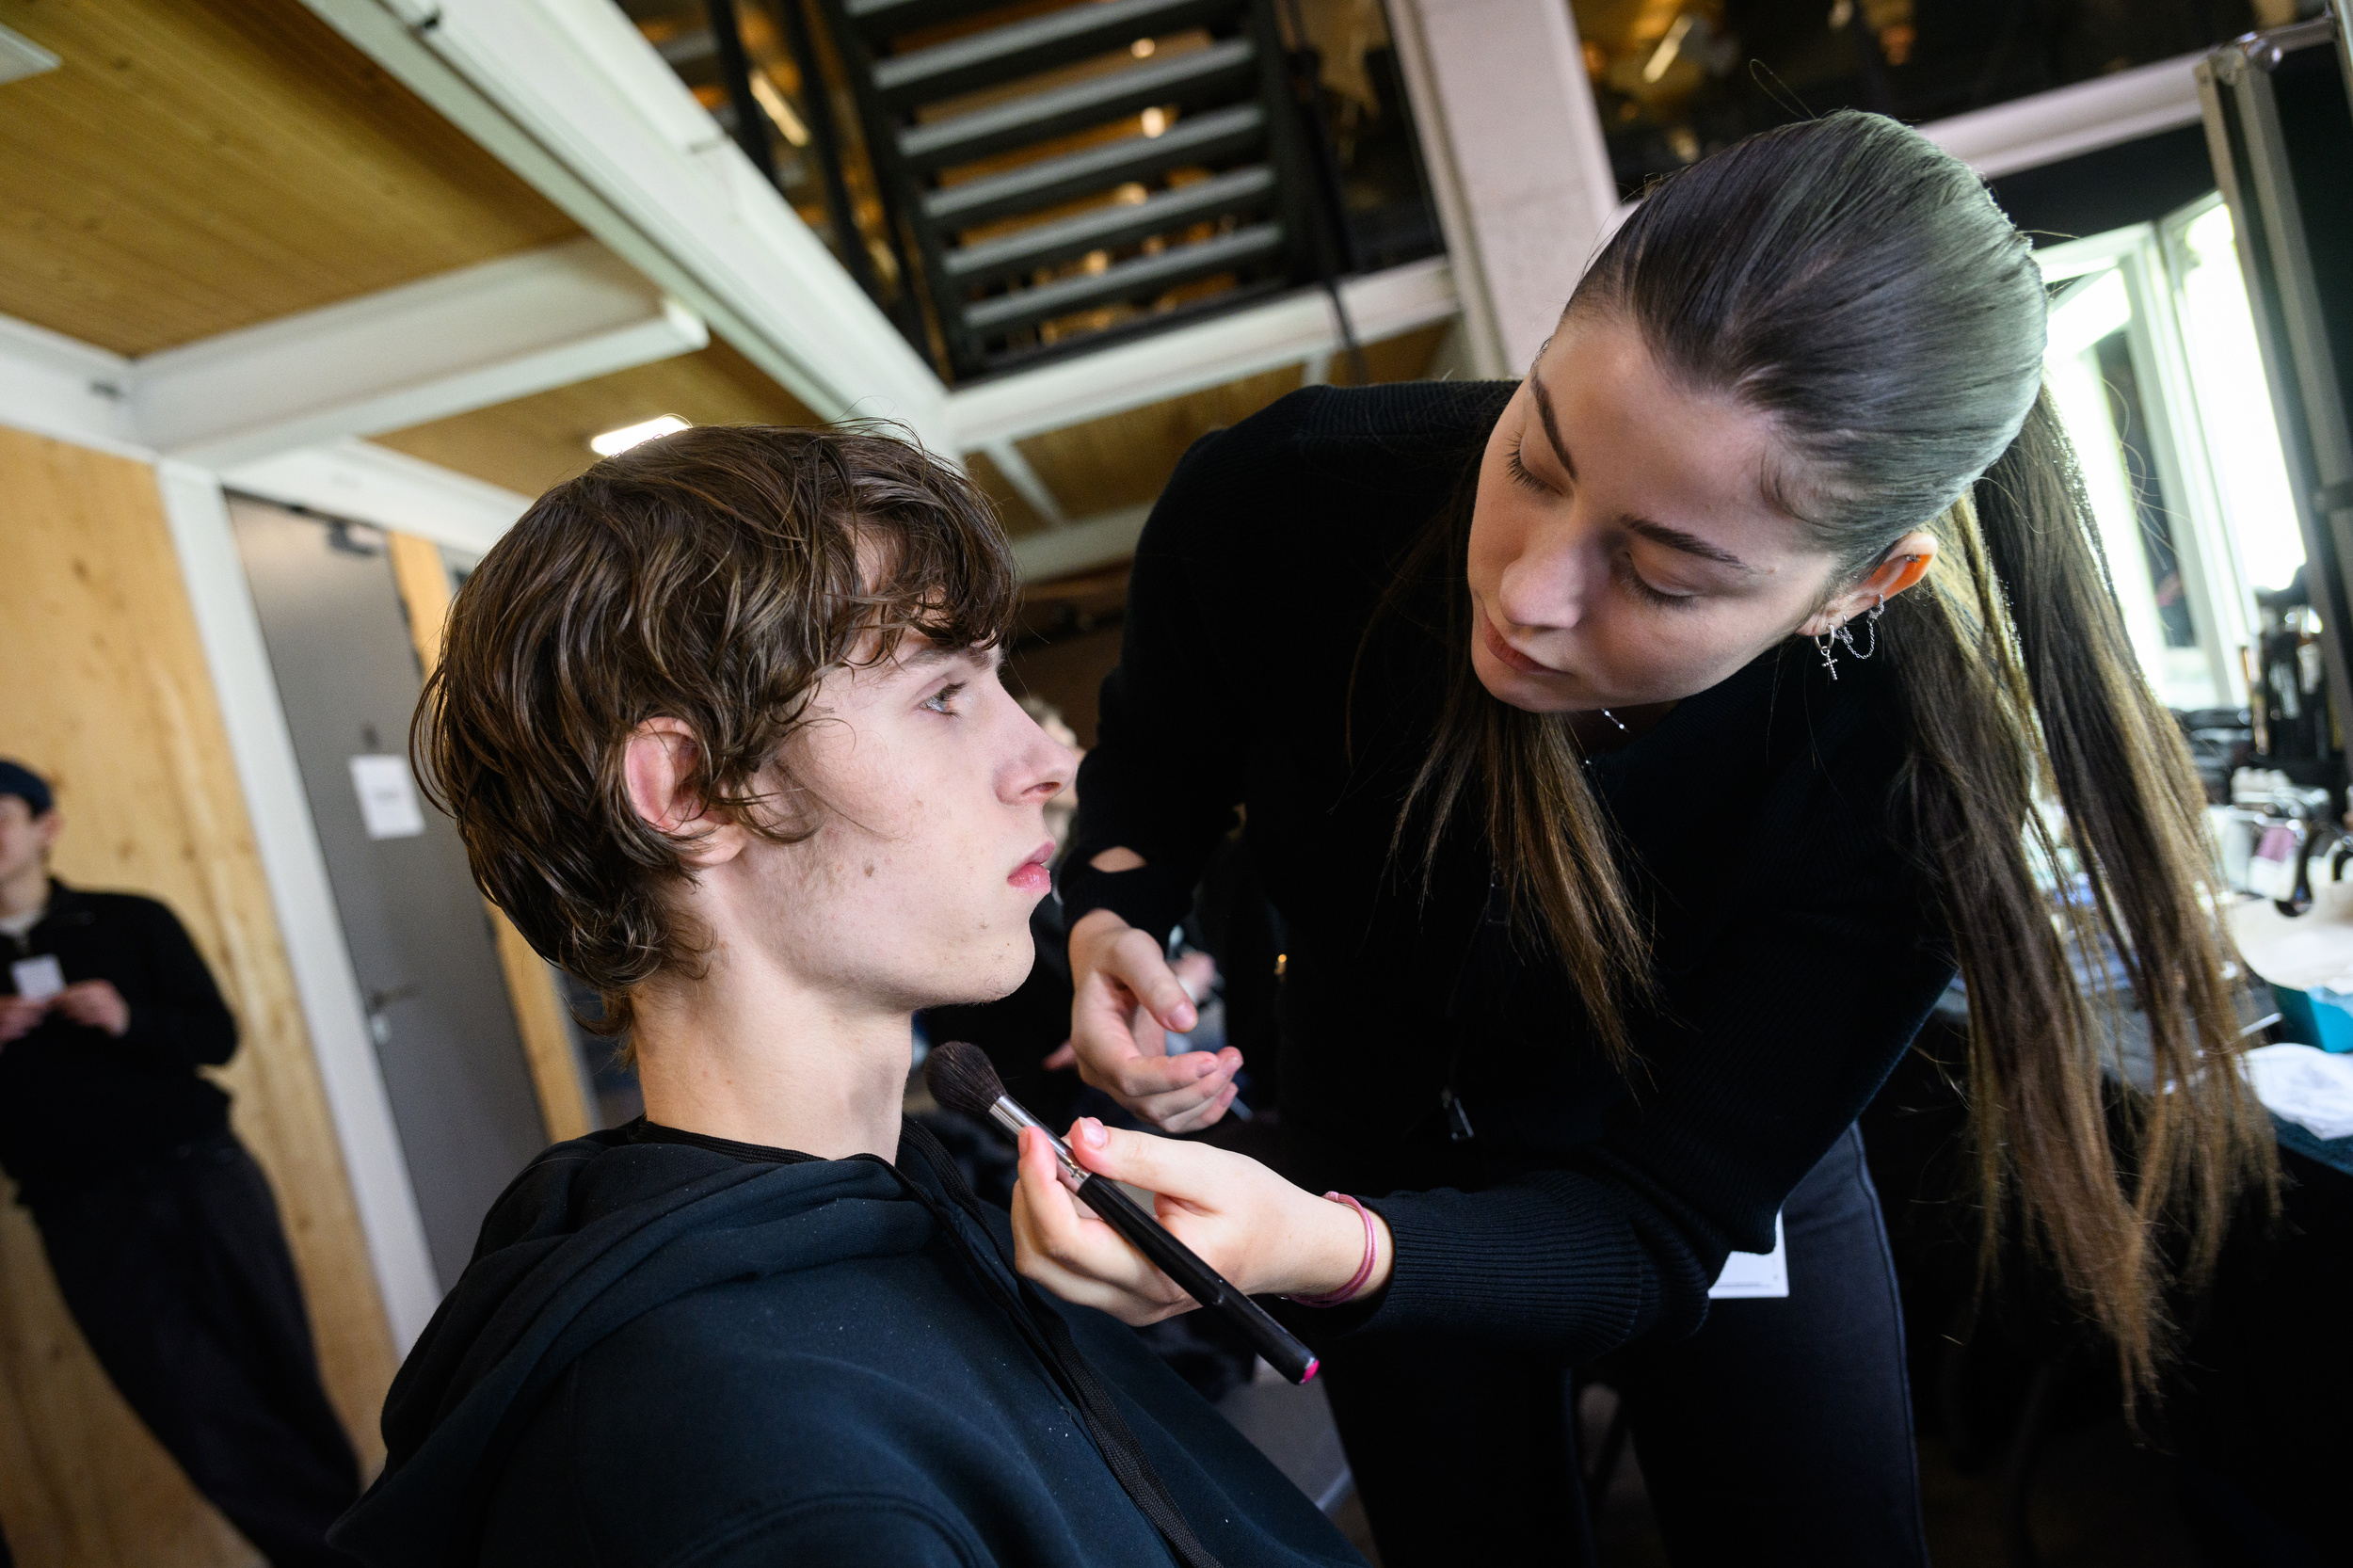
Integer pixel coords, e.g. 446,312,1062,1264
1062,381,1958,1363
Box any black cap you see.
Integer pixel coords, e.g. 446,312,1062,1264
0,761,53,818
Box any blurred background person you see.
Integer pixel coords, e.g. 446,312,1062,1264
0,760,360,1568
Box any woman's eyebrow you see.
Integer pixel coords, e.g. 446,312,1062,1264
1529,375,1580,482
1529,375,1754,573
1625,517,1753,571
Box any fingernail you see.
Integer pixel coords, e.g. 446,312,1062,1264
1174,1004,1196,1029
1080,1118,1108,1148
1193,1058,1215,1080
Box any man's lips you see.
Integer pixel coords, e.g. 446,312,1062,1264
1479,607,1558,676
1008,840,1054,894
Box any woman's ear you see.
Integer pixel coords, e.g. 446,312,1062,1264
1798,532,1939,635
623,718,745,867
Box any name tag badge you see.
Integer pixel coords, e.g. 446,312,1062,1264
1708,1211,1789,1300
10,954,66,1003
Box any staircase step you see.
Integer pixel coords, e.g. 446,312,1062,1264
873,0,1241,106
924,103,1264,229
898,38,1257,169
960,220,1286,333
947,165,1275,280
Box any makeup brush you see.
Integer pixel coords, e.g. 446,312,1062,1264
923,1039,1320,1384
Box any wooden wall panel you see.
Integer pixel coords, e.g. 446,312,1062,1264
374,340,826,501
384,532,592,1144
0,429,396,1568
0,0,579,355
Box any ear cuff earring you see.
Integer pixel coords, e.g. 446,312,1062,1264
1812,593,1885,680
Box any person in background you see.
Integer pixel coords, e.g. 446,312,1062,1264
0,760,360,1568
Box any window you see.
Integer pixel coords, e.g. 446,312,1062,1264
2032,199,2300,712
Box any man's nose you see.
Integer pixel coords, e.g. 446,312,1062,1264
1009,730,1077,805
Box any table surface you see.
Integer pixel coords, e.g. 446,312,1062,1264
2226,883,2353,993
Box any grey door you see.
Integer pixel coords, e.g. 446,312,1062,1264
231,496,547,1290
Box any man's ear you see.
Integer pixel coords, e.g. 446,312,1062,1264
623,719,745,867
1797,531,1938,636
36,811,62,859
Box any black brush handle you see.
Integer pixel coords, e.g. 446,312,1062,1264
1075,1173,1320,1384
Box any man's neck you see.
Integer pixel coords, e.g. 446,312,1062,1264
0,866,48,924
629,952,911,1163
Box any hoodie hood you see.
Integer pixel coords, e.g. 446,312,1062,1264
333,1128,928,1564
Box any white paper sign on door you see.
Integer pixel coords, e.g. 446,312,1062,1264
349,755,426,840
1708,1212,1789,1299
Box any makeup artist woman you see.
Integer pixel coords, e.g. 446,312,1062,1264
1008,111,2273,1568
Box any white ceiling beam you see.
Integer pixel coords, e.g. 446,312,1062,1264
302,0,952,450
984,440,1067,528
1011,504,1153,582
951,259,1459,449
0,314,142,456
218,440,532,558
1922,51,2207,180
140,238,705,470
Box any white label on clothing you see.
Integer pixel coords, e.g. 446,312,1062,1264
349,755,426,840
1708,1212,1788,1299
10,954,65,1002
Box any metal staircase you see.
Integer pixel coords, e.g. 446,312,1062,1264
621,0,1335,381
824,0,1321,377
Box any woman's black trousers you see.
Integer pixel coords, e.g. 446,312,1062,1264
1318,1123,1927,1567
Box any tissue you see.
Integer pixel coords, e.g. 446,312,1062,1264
2241,1044,2353,1142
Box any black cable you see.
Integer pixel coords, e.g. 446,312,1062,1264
1274,0,1369,384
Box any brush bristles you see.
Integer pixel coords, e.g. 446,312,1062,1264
923,1040,1008,1122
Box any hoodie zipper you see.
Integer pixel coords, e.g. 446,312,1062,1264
874,1128,1226,1568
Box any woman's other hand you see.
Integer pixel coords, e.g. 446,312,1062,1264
1009,1117,1392,1325
1067,903,1241,1132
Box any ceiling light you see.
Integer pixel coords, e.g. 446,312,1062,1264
1140,106,1168,136
589,415,690,456
0,24,60,86
1641,13,1693,83
1130,37,1156,56
749,71,811,148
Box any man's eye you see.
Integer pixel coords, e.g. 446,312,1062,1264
922,681,967,715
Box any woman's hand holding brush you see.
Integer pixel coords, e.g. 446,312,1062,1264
1009,1116,1395,1328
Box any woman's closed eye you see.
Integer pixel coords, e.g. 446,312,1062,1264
1506,444,1553,496
1613,552,1700,610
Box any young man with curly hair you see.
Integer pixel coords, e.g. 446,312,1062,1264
328,425,1361,1568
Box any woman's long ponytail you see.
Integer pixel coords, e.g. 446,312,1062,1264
1891,393,2276,1401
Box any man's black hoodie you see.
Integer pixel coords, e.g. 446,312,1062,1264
331,1117,1365,1567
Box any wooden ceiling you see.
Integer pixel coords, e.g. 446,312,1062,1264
0,0,578,355
371,339,823,500
0,0,1454,557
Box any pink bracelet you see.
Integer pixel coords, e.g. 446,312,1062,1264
1285,1193,1377,1308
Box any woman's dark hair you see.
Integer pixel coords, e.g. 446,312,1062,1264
1401,110,2274,1402
414,424,1017,1041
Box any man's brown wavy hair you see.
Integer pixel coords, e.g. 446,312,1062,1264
412,424,1018,1039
